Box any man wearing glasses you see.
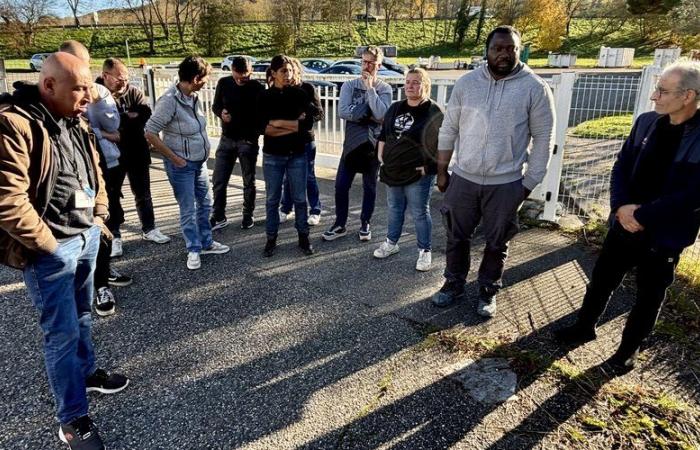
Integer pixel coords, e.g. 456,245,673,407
97,58,170,258
323,46,393,242
555,59,700,375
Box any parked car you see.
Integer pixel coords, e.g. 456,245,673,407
253,61,318,75
221,55,257,72
331,58,407,75
319,64,403,91
356,14,379,22
381,58,408,75
301,58,335,72
325,62,403,78
29,53,51,72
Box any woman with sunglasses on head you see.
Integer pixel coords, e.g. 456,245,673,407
257,55,316,257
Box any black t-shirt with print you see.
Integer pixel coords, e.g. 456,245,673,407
379,99,444,186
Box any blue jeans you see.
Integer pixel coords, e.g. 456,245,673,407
386,175,435,250
23,226,100,424
334,158,379,227
165,159,213,253
263,153,308,237
281,142,321,215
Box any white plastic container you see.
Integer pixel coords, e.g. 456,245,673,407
597,47,635,67
653,48,681,67
548,53,577,68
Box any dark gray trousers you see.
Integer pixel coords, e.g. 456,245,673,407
441,174,526,295
211,136,258,220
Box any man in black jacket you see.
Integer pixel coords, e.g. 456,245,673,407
210,56,264,230
555,60,700,375
97,58,170,257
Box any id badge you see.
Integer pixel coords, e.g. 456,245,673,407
74,186,96,208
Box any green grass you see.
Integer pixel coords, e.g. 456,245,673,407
2,17,691,63
571,114,634,139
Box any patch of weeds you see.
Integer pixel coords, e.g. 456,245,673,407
560,217,608,248
564,425,588,444
519,214,559,231
549,360,584,381
565,382,700,449
509,349,552,379
433,330,514,356
581,415,608,431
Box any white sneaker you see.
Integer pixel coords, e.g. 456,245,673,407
373,240,399,259
416,249,432,271
308,214,321,226
279,210,294,223
201,241,230,255
110,238,123,258
143,228,171,244
187,252,201,270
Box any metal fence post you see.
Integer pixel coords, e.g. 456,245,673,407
144,66,156,110
633,65,661,121
540,71,576,222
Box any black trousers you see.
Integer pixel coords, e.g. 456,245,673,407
105,162,156,238
211,137,258,220
441,174,527,294
577,224,681,358
94,234,111,290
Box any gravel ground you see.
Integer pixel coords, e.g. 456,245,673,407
1,157,696,449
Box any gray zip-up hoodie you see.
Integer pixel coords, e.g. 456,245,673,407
339,77,393,157
86,83,121,169
144,84,210,162
438,63,555,190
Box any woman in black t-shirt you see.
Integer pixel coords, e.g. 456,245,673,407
257,55,315,257
374,68,444,271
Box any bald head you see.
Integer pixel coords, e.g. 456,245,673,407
39,52,93,118
59,40,90,64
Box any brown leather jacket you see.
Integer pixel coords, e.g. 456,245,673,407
0,85,108,269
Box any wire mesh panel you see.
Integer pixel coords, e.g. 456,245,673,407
560,74,641,219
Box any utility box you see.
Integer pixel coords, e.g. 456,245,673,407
547,53,577,68
355,45,397,58
597,47,635,68
654,48,681,67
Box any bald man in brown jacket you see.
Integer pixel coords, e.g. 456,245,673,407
0,52,128,450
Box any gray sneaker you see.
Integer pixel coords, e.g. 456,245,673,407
477,295,497,318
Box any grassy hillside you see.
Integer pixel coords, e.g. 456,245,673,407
1,18,695,61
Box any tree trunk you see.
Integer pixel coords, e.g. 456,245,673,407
475,0,487,44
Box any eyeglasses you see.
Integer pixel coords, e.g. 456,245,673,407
361,59,378,67
653,84,686,96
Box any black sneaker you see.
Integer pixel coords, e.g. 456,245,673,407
553,324,597,347
358,222,372,241
263,236,277,257
431,280,466,307
322,225,347,241
107,268,132,287
601,350,638,377
298,233,315,256
85,368,129,394
241,215,254,229
59,415,105,450
94,288,115,317
210,217,229,231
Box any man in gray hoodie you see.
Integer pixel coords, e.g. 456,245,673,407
432,25,555,318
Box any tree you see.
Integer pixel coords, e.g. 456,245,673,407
515,0,567,51
117,0,157,54
453,0,479,47
65,0,81,27
415,0,436,36
174,0,199,50
668,0,699,34
378,0,406,41
563,0,590,35
626,0,680,14
0,0,56,52
193,0,234,56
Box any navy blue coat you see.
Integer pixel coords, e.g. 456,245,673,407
610,110,700,251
